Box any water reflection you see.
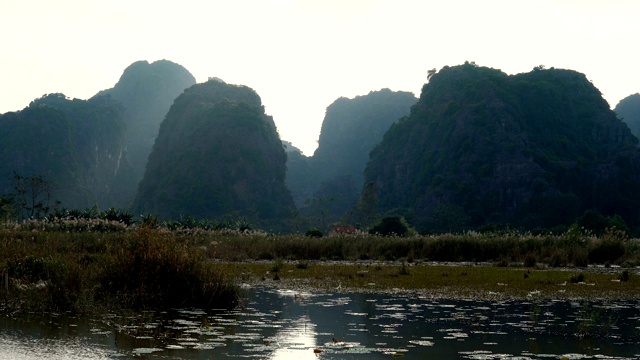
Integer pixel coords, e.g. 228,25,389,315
1,287,640,359
0,314,122,359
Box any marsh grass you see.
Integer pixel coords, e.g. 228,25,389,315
2,222,640,313
204,230,640,267
99,226,239,310
0,226,239,314
220,261,640,299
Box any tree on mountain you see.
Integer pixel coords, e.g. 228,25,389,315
427,68,437,80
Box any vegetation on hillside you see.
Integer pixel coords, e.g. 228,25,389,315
366,63,640,234
0,93,133,209
132,79,295,229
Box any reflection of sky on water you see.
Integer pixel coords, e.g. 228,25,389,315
256,288,319,360
269,315,318,360
2,287,640,359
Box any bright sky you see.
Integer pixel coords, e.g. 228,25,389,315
1,0,639,155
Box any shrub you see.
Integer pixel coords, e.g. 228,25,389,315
272,258,285,273
305,228,323,238
398,262,410,275
570,273,585,283
140,213,159,228
574,210,610,236
619,270,630,282
369,216,409,237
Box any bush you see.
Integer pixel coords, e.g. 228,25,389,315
574,210,630,237
619,270,630,282
272,258,285,273
305,228,323,238
570,273,585,283
369,216,409,237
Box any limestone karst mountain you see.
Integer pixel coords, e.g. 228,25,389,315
365,63,640,233
0,93,132,210
96,60,196,196
615,93,640,140
286,89,417,223
133,79,296,226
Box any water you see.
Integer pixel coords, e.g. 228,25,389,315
1,286,639,359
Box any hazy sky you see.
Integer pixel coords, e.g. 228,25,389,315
1,0,639,155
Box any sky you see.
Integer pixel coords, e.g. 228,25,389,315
1,0,639,156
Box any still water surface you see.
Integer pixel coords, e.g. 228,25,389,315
1,286,639,359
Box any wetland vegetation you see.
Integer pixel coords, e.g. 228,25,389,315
1,218,639,316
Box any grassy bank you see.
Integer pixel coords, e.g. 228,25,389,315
218,261,638,300
1,221,640,314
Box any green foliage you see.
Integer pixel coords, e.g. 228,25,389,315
0,193,14,224
45,206,135,226
570,273,586,284
574,210,629,236
305,228,323,238
271,258,285,273
398,262,410,275
369,216,409,237
140,213,159,228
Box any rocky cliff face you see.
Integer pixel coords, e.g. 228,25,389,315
132,79,295,225
366,64,640,232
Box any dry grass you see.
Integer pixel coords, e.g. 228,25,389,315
0,226,239,314
218,261,639,300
